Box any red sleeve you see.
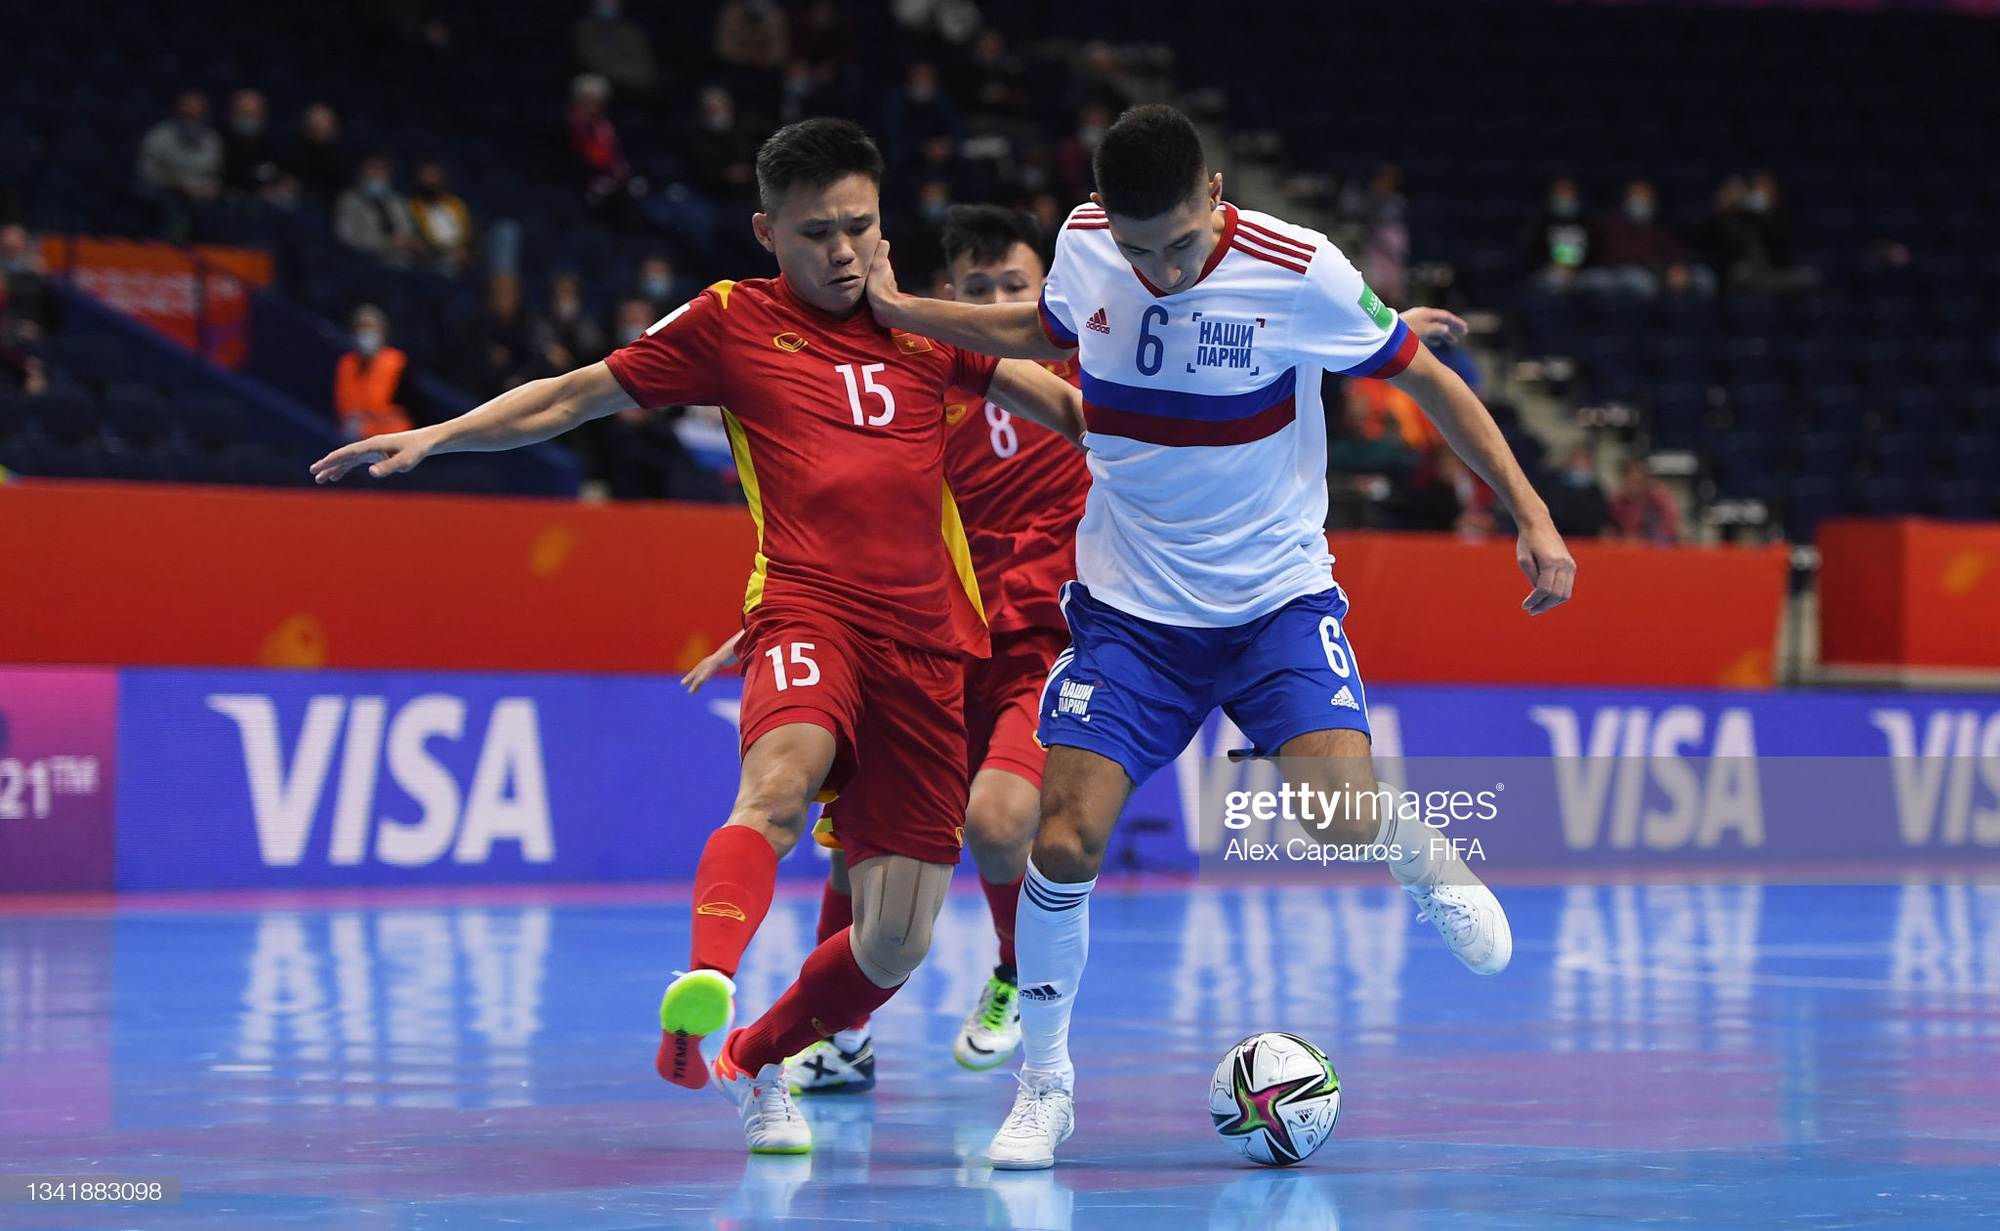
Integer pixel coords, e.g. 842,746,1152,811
946,343,1000,401
603,284,730,408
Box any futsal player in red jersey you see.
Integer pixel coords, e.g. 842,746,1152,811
689,205,1089,1089
308,119,1085,1155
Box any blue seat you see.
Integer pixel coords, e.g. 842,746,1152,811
21,386,101,445
1785,475,1839,543
102,383,173,447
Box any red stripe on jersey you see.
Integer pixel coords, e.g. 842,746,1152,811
1237,218,1315,258
1229,238,1309,274
1083,395,1296,447
1353,327,1421,380
1066,221,1110,230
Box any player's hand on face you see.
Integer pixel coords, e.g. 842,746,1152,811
680,630,744,693
309,428,434,484
1516,520,1577,615
1400,307,1469,347
864,240,904,325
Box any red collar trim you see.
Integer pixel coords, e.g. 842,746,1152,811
1131,202,1238,298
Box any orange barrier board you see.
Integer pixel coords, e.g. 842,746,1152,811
1818,518,2000,670
1,480,1790,685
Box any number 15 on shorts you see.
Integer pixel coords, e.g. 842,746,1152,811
765,642,821,691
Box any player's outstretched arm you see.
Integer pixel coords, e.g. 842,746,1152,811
864,241,1072,361
310,362,635,483
1388,345,1577,615
1400,306,1468,347
681,630,744,693
988,358,1087,448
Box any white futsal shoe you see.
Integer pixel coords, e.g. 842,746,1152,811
713,1030,812,1154
954,967,1022,1071
1407,874,1513,976
988,1070,1075,1170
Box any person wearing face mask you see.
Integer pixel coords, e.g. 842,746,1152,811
334,155,422,267
573,0,659,101
408,161,475,276
632,253,689,318
1592,181,1692,298
1526,177,1595,291
136,91,223,243
1539,445,1613,538
334,306,418,441
1700,172,1819,295
220,89,282,199
714,0,790,72
288,104,351,210
530,272,608,374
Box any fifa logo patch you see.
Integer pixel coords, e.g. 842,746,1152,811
772,332,809,352
1359,285,1397,331
1056,679,1095,718
696,901,748,921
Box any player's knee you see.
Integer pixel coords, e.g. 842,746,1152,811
1030,807,1104,883
964,794,1036,867
727,788,812,852
851,914,931,984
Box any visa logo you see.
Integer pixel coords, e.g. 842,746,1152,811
207,694,556,868
1528,706,1764,851
1869,709,2000,847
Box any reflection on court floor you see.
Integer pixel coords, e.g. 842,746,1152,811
3,880,1998,1227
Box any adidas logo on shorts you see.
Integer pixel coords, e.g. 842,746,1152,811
1331,686,1361,711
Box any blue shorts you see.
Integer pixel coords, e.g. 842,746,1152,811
1037,582,1372,787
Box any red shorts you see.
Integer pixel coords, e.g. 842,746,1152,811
738,605,969,867
965,625,1069,790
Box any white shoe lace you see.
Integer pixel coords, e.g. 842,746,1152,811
1002,1077,1064,1139
1413,887,1478,948
752,1076,803,1128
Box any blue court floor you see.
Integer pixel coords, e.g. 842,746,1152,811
3,879,1999,1229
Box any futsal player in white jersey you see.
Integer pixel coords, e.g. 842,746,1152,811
867,105,1576,1170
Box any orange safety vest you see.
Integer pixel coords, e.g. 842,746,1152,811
334,347,414,438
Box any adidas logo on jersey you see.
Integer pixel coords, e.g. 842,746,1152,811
1331,687,1361,711
1085,307,1111,334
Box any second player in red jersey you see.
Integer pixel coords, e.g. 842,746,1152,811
312,120,1084,1157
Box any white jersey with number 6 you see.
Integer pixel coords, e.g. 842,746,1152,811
1036,201,1420,628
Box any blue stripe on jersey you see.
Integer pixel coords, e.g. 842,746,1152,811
1340,317,1415,378
1080,367,1295,422
1038,288,1079,347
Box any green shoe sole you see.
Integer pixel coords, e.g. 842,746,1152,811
659,970,734,1037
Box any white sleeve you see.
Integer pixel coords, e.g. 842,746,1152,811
1290,246,1419,379
1035,223,1082,349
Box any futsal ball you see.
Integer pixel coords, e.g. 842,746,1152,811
1209,1033,1341,1166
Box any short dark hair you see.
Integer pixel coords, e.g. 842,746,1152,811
1092,104,1207,220
755,118,885,212
940,205,1048,274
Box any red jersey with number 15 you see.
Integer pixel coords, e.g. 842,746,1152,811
605,277,1000,658
941,357,1089,634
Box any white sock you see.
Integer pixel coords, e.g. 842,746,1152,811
832,1026,870,1052
1015,856,1094,1090
1373,805,1450,886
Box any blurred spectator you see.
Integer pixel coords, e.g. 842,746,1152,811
1540,445,1613,537
1338,163,1409,306
136,91,223,242
1594,181,1708,297
530,271,607,372
408,160,475,276
1328,382,1417,478
633,253,690,316
1055,106,1110,205
792,0,854,75
1069,41,1134,116
0,224,54,395
963,28,1026,120
574,0,659,101
1344,375,1439,453
714,0,789,71
289,104,351,208
1700,173,1819,295
1610,459,1683,543
450,272,537,399
610,294,657,348
685,86,759,199
1526,177,1593,290
883,63,962,166
778,59,826,125
606,405,732,501
568,73,644,229
334,155,422,266
221,89,284,199
0,224,58,340
334,305,418,439
892,0,984,46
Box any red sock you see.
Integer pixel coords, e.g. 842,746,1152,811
982,873,1023,970
816,878,853,945
729,929,899,1073
689,826,778,978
